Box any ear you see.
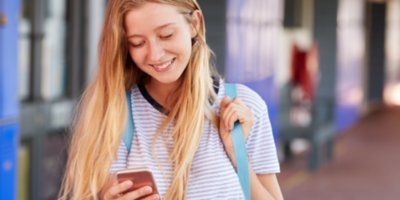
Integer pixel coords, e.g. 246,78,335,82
190,10,202,38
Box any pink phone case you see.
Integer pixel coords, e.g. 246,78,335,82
116,168,159,197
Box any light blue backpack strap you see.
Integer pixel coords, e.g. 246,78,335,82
224,83,251,200
123,90,134,155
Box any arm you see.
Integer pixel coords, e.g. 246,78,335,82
219,95,283,199
250,170,283,200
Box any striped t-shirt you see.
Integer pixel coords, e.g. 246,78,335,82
110,80,280,199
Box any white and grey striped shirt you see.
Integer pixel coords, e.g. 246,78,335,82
111,80,280,199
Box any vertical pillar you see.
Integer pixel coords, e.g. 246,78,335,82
67,0,86,98
29,0,45,101
86,0,105,82
28,1,46,199
283,0,303,28
366,3,386,104
313,0,338,99
198,0,227,74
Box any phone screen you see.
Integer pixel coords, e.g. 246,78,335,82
116,168,159,197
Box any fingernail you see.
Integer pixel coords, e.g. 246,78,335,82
126,181,133,186
144,186,152,193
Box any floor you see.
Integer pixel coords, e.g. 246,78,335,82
277,105,400,200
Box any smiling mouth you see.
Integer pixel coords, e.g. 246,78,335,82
150,58,175,72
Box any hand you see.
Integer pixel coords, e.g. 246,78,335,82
219,96,254,168
102,175,160,200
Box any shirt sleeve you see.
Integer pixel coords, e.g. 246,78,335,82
109,141,128,173
236,84,281,174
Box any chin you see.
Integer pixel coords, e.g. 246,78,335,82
155,69,186,85
153,74,182,85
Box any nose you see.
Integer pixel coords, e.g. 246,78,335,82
147,40,165,61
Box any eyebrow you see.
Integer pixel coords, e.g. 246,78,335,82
127,23,176,38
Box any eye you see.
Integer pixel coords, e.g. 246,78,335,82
130,41,144,48
160,33,174,39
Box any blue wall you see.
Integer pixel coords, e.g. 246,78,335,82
0,0,20,199
225,0,282,143
0,0,19,118
335,0,364,131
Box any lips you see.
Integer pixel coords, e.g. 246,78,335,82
150,58,175,72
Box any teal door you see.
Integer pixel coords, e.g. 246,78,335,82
0,0,20,199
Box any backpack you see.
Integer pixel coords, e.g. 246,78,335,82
122,83,250,200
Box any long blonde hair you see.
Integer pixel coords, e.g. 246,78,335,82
59,0,217,199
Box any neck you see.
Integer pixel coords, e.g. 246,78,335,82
145,78,182,110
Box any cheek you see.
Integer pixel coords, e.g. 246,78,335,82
183,41,193,61
174,37,192,59
169,29,193,58
128,49,142,65
128,50,149,73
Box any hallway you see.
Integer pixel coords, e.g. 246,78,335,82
278,105,400,200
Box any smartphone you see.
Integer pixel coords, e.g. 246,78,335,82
116,168,159,197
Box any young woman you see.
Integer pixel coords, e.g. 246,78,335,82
59,0,283,199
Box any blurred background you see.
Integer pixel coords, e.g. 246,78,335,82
1,0,400,199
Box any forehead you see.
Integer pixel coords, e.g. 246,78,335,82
124,2,185,34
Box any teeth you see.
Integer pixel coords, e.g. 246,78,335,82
153,60,172,70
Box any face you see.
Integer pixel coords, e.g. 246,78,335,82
124,2,198,87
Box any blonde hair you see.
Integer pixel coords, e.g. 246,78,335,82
59,0,217,199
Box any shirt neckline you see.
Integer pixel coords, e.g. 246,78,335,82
138,76,220,114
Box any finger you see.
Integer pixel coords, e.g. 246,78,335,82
220,96,232,131
107,181,133,199
233,98,251,112
223,104,238,130
233,98,247,108
102,175,118,199
231,98,252,122
221,103,233,130
124,186,153,200
220,96,231,112
232,98,248,114
141,193,160,200
227,110,239,130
